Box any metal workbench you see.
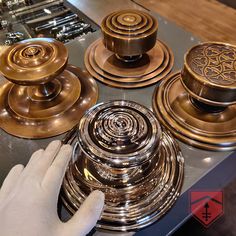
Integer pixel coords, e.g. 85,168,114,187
0,3,235,236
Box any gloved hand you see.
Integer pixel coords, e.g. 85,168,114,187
0,140,104,236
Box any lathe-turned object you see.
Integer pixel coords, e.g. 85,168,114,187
153,42,236,151
0,38,98,138
61,100,184,231
85,10,174,88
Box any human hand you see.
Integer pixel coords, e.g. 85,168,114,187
0,140,104,236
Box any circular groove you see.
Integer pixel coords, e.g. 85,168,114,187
0,38,68,85
61,101,184,231
84,38,174,88
152,72,236,151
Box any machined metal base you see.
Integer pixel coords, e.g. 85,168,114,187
152,72,236,151
61,100,184,231
84,38,174,88
0,65,98,138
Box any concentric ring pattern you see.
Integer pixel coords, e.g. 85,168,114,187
61,100,184,231
85,10,174,88
101,10,158,56
0,38,98,138
78,100,161,168
0,38,68,85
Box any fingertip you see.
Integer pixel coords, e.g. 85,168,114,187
47,140,61,149
87,190,105,212
90,190,105,202
12,164,24,172
61,144,73,155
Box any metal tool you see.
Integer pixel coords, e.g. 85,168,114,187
35,13,77,32
56,23,91,41
5,32,24,45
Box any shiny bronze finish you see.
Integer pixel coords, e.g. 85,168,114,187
0,39,98,139
61,100,184,231
153,42,236,151
85,10,174,89
101,10,158,56
182,42,236,106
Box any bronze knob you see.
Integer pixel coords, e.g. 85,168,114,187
182,42,236,106
101,10,158,57
61,100,184,231
84,9,174,88
153,42,236,151
0,38,98,139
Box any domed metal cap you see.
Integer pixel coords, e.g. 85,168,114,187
78,100,161,168
101,10,158,56
0,38,68,85
181,42,236,106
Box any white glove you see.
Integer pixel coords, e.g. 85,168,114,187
0,140,104,236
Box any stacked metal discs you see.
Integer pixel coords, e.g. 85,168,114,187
0,38,98,138
153,42,236,151
84,10,174,88
62,100,184,231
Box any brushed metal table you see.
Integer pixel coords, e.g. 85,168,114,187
0,9,235,236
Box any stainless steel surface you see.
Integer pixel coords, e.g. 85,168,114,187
9,0,61,14
66,0,146,25
62,100,184,231
0,7,235,236
14,1,63,17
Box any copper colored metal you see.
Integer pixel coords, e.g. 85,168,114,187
61,100,184,231
101,10,158,56
0,39,98,139
153,42,236,151
182,42,236,106
84,10,174,89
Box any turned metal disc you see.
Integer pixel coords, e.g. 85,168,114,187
101,10,158,56
61,100,184,231
78,100,161,168
94,39,164,77
152,72,236,151
182,42,236,106
0,38,68,85
84,39,174,88
0,65,98,138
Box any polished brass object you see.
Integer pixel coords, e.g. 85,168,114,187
0,38,98,138
85,10,174,88
61,100,184,231
153,42,236,151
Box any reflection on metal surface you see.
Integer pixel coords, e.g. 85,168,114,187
153,42,236,151
85,10,174,88
61,100,184,231
0,38,98,138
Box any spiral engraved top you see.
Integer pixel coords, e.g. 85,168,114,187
185,42,236,86
101,10,158,56
0,38,68,85
78,100,161,168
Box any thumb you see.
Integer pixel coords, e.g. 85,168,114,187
65,190,105,236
